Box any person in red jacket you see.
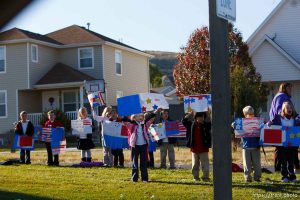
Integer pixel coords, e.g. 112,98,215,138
44,110,62,166
14,111,34,164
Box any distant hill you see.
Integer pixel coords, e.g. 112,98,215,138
145,51,179,84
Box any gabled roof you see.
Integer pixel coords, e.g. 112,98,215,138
46,25,142,52
247,0,286,44
0,28,62,44
0,25,151,57
249,34,300,70
35,63,96,86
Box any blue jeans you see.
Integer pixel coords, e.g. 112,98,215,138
20,149,31,163
131,144,148,182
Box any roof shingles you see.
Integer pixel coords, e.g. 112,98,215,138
35,63,95,85
0,25,144,52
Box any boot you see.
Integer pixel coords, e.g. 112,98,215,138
81,157,87,162
87,157,92,162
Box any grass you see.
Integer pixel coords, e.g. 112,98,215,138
0,147,299,200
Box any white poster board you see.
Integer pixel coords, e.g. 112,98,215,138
71,119,92,139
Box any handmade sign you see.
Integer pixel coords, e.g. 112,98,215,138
260,125,284,146
149,123,167,141
13,135,34,150
165,121,187,138
184,94,212,113
88,91,105,108
117,93,169,116
102,120,129,149
260,125,300,146
71,119,93,139
282,126,300,147
51,128,66,155
234,117,264,138
39,128,52,142
34,125,43,140
139,93,169,112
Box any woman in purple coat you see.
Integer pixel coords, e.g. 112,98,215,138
269,83,299,170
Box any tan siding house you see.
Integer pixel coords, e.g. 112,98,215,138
248,0,300,119
103,45,150,105
0,25,151,134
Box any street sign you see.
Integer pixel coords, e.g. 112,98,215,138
216,0,236,22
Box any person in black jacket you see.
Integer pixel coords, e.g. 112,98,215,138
14,111,35,164
182,112,211,182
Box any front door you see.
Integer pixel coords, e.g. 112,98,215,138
42,91,60,111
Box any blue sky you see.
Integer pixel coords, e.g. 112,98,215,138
4,0,281,52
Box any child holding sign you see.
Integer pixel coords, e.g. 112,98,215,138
77,107,95,162
14,111,34,164
182,112,211,182
128,112,156,182
268,102,298,182
44,110,62,166
240,106,261,182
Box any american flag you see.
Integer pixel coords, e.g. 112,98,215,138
40,128,52,142
52,140,66,155
88,92,105,108
177,122,187,137
164,121,187,138
83,119,92,126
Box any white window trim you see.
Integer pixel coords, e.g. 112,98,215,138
78,47,94,69
0,90,7,118
115,50,122,76
31,44,38,63
62,90,79,112
0,46,6,74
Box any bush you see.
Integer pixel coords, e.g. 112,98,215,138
39,109,71,132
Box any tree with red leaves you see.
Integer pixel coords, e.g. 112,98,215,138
173,24,268,116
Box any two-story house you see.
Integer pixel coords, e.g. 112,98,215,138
248,0,300,119
0,25,151,134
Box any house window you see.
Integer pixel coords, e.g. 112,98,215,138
116,91,123,102
115,50,122,75
63,91,79,112
0,90,7,118
0,46,6,73
31,44,38,63
78,47,94,69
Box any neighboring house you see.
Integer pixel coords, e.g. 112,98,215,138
0,25,151,134
247,0,300,120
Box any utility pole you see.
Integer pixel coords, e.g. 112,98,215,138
209,0,232,199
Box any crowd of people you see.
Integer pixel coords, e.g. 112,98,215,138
13,82,299,183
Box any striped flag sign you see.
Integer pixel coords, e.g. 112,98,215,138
165,121,187,138
40,128,52,142
102,120,129,149
52,140,66,155
234,117,264,138
50,128,66,155
88,91,105,108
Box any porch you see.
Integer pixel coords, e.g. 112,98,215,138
27,111,78,125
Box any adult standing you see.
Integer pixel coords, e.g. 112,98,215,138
269,83,299,170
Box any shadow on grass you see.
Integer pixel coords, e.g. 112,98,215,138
150,180,213,186
232,181,300,194
0,190,52,200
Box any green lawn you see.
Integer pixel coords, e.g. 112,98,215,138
0,148,299,199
